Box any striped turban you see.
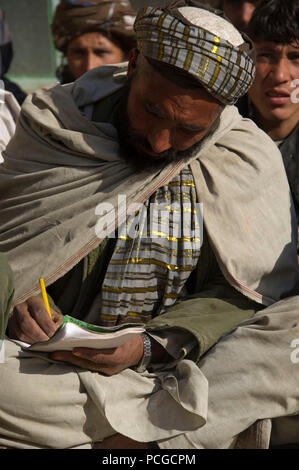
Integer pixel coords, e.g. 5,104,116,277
134,0,256,105
52,0,136,54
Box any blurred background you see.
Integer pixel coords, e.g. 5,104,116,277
1,0,220,93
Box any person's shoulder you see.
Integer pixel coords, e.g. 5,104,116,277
286,123,299,145
220,106,279,152
21,81,73,117
278,123,299,160
2,77,27,106
216,108,285,173
0,89,20,116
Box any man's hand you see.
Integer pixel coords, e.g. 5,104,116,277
8,296,64,344
50,334,145,376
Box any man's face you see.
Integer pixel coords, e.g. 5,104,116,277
248,41,299,131
117,54,221,169
223,0,259,33
66,32,124,80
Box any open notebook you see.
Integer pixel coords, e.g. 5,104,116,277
12,315,145,352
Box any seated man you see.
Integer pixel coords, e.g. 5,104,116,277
238,0,299,247
0,1,299,449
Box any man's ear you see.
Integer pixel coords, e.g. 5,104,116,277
127,48,139,77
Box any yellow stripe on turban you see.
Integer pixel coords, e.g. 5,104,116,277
134,2,256,105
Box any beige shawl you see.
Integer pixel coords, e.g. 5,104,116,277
0,63,297,305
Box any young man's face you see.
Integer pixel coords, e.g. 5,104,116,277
66,32,124,80
248,41,299,131
117,52,222,168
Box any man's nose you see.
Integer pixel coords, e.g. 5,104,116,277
147,127,172,154
85,53,101,72
271,59,291,84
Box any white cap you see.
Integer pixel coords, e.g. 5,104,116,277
178,6,244,46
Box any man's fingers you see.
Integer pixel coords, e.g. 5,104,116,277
8,296,63,344
72,347,116,364
72,335,144,367
50,351,76,363
27,297,62,338
7,314,30,343
50,335,144,375
50,351,111,373
11,302,49,343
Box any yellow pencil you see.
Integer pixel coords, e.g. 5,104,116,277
39,278,52,319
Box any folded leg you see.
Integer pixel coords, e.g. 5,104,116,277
158,295,299,449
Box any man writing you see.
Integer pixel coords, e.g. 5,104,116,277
0,1,299,449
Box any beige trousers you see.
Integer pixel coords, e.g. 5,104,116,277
0,296,299,449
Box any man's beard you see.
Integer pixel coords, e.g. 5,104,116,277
115,78,221,171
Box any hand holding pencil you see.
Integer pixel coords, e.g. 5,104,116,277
7,286,64,345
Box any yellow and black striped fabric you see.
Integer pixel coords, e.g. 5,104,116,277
98,167,202,326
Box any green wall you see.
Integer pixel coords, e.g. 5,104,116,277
2,0,60,92
1,0,175,93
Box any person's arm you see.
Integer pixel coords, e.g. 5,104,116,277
145,230,264,366
49,250,263,374
8,237,263,373
7,239,114,344
146,285,262,366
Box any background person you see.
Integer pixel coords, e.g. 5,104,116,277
198,0,260,33
221,0,260,33
51,0,137,83
0,8,26,106
0,10,20,160
238,0,299,249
